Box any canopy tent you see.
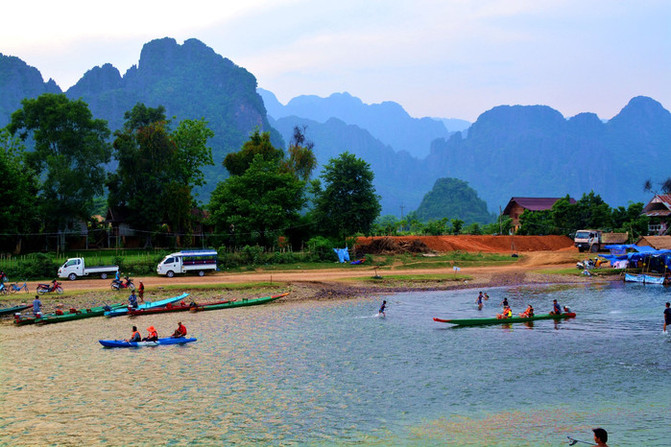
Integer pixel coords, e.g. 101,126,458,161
599,245,671,271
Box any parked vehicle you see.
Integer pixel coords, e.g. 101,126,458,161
111,277,135,291
573,230,628,252
58,257,119,281
157,250,218,277
9,281,29,293
36,280,63,294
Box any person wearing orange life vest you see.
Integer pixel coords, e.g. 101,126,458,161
497,305,512,319
519,305,534,318
126,326,141,342
142,326,158,342
171,322,187,338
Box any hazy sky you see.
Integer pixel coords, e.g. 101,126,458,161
3,0,669,121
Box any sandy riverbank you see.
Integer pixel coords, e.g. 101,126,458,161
0,250,613,318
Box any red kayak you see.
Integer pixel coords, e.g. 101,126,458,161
128,299,236,316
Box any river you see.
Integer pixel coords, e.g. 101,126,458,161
1,281,669,446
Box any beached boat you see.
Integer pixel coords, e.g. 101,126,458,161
0,303,33,317
128,299,235,316
36,303,126,325
624,273,665,285
104,293,190,317
433,312,577,326
99,337,197,348
192,293,288,312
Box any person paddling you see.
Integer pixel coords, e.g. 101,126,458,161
171,322,187,338
549,299,562,315
126,325,142,342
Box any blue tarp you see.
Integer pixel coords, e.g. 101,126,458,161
333,248,350,263
599,245,671,270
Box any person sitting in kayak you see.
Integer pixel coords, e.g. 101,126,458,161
126,326,142,342
171,322,187,338
142,326,158,342
519,305,534,318
563,305,571,313
128,291,138,309
497,305,512,319
549,299,562,315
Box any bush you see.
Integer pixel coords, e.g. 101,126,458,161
306,236,337,262
4,253,60,280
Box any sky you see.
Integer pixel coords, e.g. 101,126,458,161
2,0,670,122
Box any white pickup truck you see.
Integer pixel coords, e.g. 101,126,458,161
58,257,119,281
157,250,218,277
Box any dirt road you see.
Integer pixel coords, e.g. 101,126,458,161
34,251,580,293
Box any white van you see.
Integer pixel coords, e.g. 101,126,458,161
157,250,218,277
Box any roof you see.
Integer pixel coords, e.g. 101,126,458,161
503,197,576,215
635,236,671,250
643,194,671,214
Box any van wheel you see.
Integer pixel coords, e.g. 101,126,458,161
167,271,174,278
68,273,77,281
101,273,108,279
198,270,205,277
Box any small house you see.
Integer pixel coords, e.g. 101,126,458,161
502,197,576,231
642,194,671,235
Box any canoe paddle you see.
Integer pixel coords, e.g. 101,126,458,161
567,436,596,446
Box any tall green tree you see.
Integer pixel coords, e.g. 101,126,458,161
223,129,283,176
312,152,381,238
7,93,111,231
282,126,317,181
107,104,213,245
208,155,306,247
0,130,40,252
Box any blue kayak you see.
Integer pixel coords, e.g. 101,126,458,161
104,293,190,317
99,337,197,348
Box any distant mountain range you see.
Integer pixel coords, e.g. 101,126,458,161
1,38,670,220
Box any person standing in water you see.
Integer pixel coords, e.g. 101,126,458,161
592,427,609,446
664,302,671,333
378,300,387,317
476,293,483,310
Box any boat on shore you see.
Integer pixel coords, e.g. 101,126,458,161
0,303,33,317
192,293,288,312
128,299,235,316
433,312,577,326
99,337,197,348
14,303,126,325
624,273,666,285
104,293,190,317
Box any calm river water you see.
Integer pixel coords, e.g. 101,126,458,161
1,282,670,446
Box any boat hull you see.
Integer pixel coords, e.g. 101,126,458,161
128,299,234,316
433,312,577,326
99,337,197,348
104,293,190,317
0,304,33,316
193,293,288,311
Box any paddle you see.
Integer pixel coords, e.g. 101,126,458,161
567,436,596,446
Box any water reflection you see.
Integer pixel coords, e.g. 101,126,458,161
0,283,669,445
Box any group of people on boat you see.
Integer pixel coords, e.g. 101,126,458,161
125,322,188,342
493,296,568,320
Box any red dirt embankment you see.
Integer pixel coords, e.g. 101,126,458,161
356,235,575,254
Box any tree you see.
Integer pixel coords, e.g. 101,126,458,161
208,155,306,247
223,129,283,176
7,93,111,232
0,130,40,252
312,152,381,238
107,104,213,245
282,126,317,181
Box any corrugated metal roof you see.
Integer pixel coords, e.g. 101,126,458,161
503,197,576,215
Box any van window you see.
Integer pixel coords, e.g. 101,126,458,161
165,257,175,264
66,259,79,267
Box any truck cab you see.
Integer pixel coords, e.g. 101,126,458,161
574,230,601,252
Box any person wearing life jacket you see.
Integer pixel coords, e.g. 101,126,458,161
549,299,562,315
497,305,512,319
126,326,142,342
171,322,187,338
143,326,158,342
519,305,534,318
